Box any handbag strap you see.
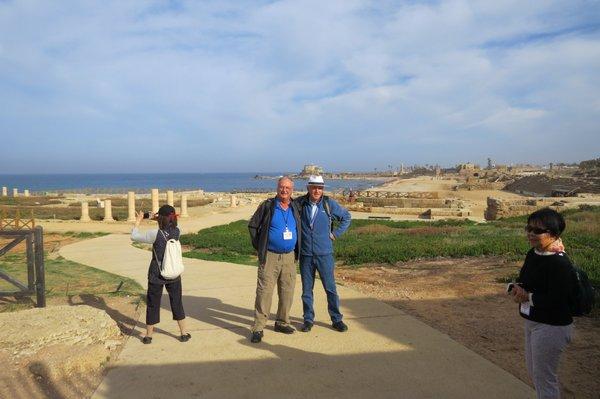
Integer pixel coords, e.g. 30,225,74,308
152,229,169,268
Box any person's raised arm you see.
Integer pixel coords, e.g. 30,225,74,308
131,210,158,244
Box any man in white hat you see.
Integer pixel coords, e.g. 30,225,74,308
296,175,351,333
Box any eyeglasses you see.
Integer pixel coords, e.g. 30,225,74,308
525,225,549,235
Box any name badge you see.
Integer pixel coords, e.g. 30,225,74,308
283,228,293,240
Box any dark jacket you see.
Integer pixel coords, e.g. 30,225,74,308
517,248,575,326
295,194,351,256
248,197,301,265
149,226,181,285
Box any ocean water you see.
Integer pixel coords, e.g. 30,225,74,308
0,173,383,194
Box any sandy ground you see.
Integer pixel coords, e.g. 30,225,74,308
336,258,600,399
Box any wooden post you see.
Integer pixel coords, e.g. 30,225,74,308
167,190,174,206
34,226,45,308
12,188,18,197
26,232,35,290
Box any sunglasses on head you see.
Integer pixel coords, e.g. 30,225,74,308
525,225,549,235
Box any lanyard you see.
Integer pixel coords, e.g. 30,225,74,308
278,203,290,228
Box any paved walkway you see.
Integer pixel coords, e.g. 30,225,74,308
59,211,534,399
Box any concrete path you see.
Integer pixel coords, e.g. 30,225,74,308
59,215,534,398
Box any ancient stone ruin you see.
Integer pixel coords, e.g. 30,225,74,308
484,197,563,220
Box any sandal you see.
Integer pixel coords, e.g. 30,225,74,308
142,336,152,344
179,333,191,342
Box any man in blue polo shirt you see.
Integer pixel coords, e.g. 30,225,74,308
248,176,301,343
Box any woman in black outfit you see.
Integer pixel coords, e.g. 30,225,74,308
131,204,190,344
509,208,574,399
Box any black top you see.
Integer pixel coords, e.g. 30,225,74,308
148,226,180,285
517,248,574,326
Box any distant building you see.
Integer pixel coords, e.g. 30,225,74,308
300,164,324,176
456,162,480,176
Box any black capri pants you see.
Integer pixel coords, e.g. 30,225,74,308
146,280,185,325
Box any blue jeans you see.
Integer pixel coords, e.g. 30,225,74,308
300,254,343,323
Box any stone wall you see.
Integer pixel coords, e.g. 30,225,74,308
353,191,439,199
359,197,463,209
484,197,563,220
349,205,470,219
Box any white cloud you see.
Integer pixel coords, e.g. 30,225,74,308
0,0,599,172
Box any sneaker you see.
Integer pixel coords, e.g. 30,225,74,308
179,333,191,342
332,321,348,332
250,331,263,343
142,336,152,344
274,323,295,334
300,322,313,332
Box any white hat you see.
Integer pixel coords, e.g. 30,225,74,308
307,175,325,186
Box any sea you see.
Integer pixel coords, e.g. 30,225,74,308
0,173,384,194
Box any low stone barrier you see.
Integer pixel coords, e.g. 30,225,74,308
484,197,563,220
349,206,471,219
359,197,464,209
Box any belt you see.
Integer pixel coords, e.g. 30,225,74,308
267,249,294,255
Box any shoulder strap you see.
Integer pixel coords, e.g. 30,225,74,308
323,195,331,218
297,194,308,213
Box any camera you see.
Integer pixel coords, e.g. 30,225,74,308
507,282,521,293
143,211,152,219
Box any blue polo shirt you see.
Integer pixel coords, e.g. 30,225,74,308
267,199,297,253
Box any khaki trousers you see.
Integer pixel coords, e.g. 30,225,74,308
252,251,296,332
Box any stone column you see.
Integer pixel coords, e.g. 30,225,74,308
104,199,114,222
80,202,91,222
12,188,18,197
230,195,237,208
127,191,136,222
167,190,174,206
2,187,7,196
151,189,159,214
180,194,189,218
24,190,30,197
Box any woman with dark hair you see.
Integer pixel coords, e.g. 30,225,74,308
509,207,574,398
131,204,190,344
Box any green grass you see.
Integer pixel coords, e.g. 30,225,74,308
61,231,110,239
0,254,144,312
180,220,258,266
180,206,600,287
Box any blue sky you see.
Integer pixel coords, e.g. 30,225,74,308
1,0,599,173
